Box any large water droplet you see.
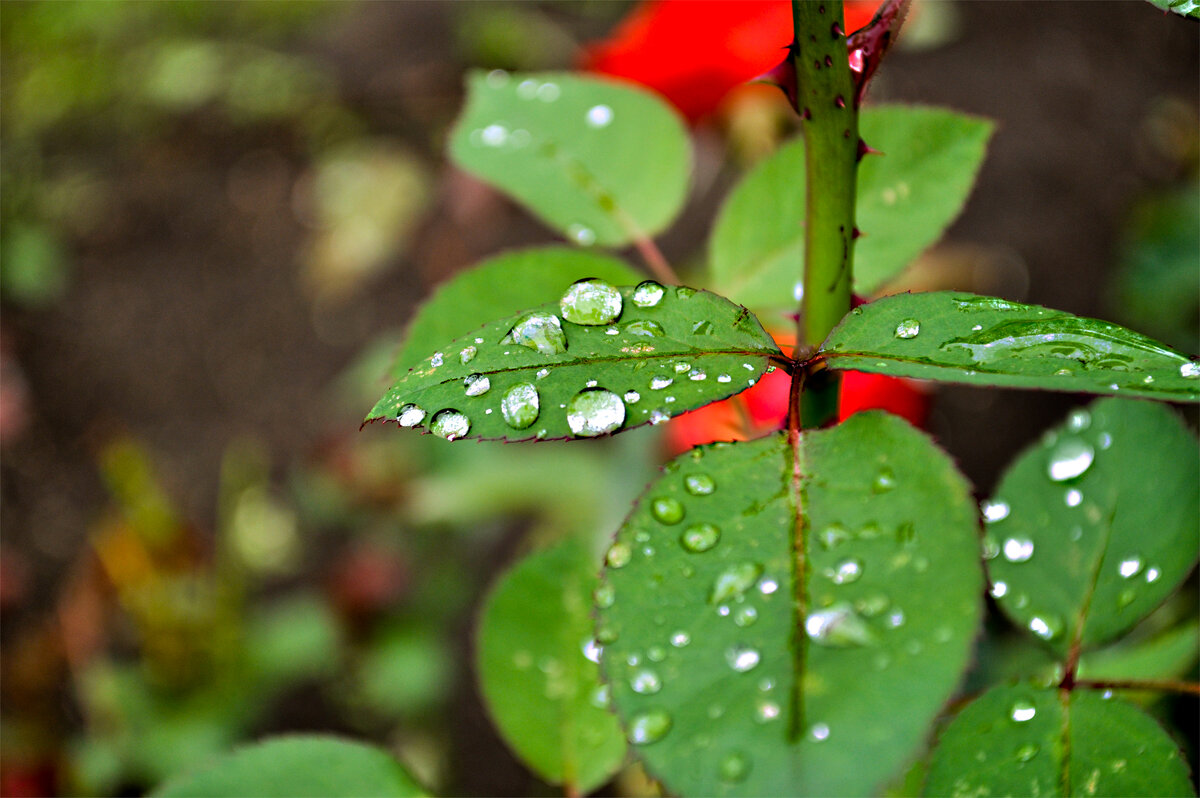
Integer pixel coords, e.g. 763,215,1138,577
606,542,632,569
828,558,864,585
624,320,664,337
894,319,921,339
585,104,613,128
630,669,662,695
1180,361,1200,379
982,500,1011,523
567,389,625,437
632,280,665,307
504,312,567,355
685,473,716,495
1010,700,1037,722
681,523,720,552
1047,438,1095,482
805,603,875,647
430,409,470,440
628,709,672,745
719,751,751,782
1002,537,1035,563
560,279,623,325
650,375,673,390
464,373,491,396
709,562,764,604
501,383,540,429
651,497,685,525
725,645,761,672
397,403,426,427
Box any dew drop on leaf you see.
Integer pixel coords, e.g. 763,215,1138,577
1065,488,1083,507
594,583,615,608
1002,537,1034,563
990,581,1008,598
624,320,665,337
1015,744,1039,763
628,709,672,745
560,279,623,325
1010,700,1037,722
651,497,685,525
430,409,470,440
500,383,539,429
809,722,831,741
430,352,444,367
1047,438,1095,482
585,103,613,127
873,468,896,492
718,751,751,782
397,403,425,427
725,645,761,672
581,638,602,663
805,603,875,647
606,542,632,569
503,312,568,354
688,368,707,381
982,499,1010,523
894,318,921,339
733,606,758,627
650,375,673,390
567,389,625,437
670,630,690,647
459,345,477,364
828,558,864,584
630,669,662,695
463,373,491,396
1066,408,1091,431
817,523,851,549
755,699,781,723
675,286,696,299
1118,556,1143,578
1028,613,1063,640
709,562,764,604
680,523,720,553
632,280,665,307
623,390,641,404
684,473,716,495
1180,361,1200,379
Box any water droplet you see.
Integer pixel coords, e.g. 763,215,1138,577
873,468,896,492
1181,361,1200,379
650,375,673,390
567,223,596,246
504,312,567,355
828,558,864,585
676,287,696,299
1010,700,1037,722
649,409,671,425
1028,614,1063,640
560,279,623,325
430,352,444,367
481,123,508,147
624,320,664,337
430,409,470,440
458,346,477,365
516,79,538,99
709,562,764,603
536,81,560,102
855,594,890,617
581,638,602,663
1145,567,1160,583
1066,408,1091,431
734,606,758,627
685,473,715,495
670,630,690,647
606,542,632,568
719,751,751,782
647,645,666,662
681,523,719,552
805,603,875,647
894,319,921,339
589,683,611,708
651,497,685,525
397,403,426,427
688,368,707,381
886,609,906,628
567,389,625,437
725,645,761,672
628,709,672,745
717,374,732,383
630,669,662,695
1047,438,1095,482
982,500,1011,523
1065,488,1083,507
817,523,851,549
673,362,692,374
990,581,1008,598
486,69,509,87
464,373,491,396
809,722,831,741
1002,537,1035,563
585,103,613,127
500,383,540,429
594,583,615,608
753,698,782,724
631,280,665,308
1118,556,1143,578
1016,744,1040,763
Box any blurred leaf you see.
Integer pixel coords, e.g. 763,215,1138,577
454,5,576,70
450,71,690,247
390,247,642,379
822,292,1200,401
984,398,1199,652
925,685,1195,797
477,539,627,792
353,625,452,719
598,414,982,796
709,106,992,314
0,222,69,307
367,283,781,442
1078,618,1199,687
153,735,427,797
245,596,341,686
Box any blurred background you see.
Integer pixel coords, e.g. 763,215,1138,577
1,2,1196,796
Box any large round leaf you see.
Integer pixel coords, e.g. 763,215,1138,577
596,413,982,795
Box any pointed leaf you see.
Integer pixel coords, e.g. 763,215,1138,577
821,292,1200,400
450,71,690,247
925,685,1195,797
709,106,993,316
984,398,1199,652
390,247,642,378
477,539,626,792
596,413,982,796
153,736,428,798
366,284,782,442
1078,618,1200,687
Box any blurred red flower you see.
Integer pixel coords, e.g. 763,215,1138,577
582,0,879,122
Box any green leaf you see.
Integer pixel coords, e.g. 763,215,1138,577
366,283,782,442
245,596,340,685
477,538,627,792
821,291,1200,400
924,685,1195,797
709,106,993,315
1077,618,1200,686
153,735,428,798
984,398,1199,652
596,413,983,796
389,247,643,379
1146,0,1200,19
449,71,690,247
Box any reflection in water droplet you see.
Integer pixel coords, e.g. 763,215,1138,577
630,669,662,694
806,603,875,647
585,104,614,127
1181,361,1200,379
982,500,1011,523
567,389,625,437
624,320,664,337
650,375,673,390
895,319,921,339
1002,537,1035,563
430,409,470,440
685,473,716,495
632,280,665,308
504,313,567,354
623,390,641,404
1047,438,1095,482
651,497,685,525
670,630,690,647
818,523,851,549
719,751,751,782
1067,408,1091,431
1065,489,1083,507
594,583,615,608
1016,744,1040,763
560,279,623,325
628,710,672,745
1010,700,1037,722
581,638,602,663
606,542,631,569
734,606,758,627
1028,614,1063,640
464,373,491,396
1145,567,1161,583
710,562,764,604
828,558,864,585
1118,557,1143,578
459,346,477,364
725,645,761,672
809,723,831,741
990,581,1008,598
397,404,426,427
759,578,779,595
681,523,720,553
501,383,539,429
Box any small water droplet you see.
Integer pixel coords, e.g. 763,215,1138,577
1028,614,1063,640
685,473,715,495
1002,537,1035,563
670,630,690,647
681,523,720,552
581,638,602,663
1066,408,1091,431
430,409,470,440
719,751,751,782
1010,700,1037,722
1118,556,1143,578
631,280,666,308
817,523,851,549
1145,566,1161,583
805,603,875,647
535,81,560,102
990,581,1009,598
676,287,696,299
651,497,685,525
755,699,781,723
481,123,508,147
688,368,707,381
649,409,671,425
594,583,615,608
759,578,779,595
1016,743,1040,763
560,279,623,325
624,319,664,337
873,468,896,492
1117,588,1136,608
464,373,491,396
886,609,906,628
716,374,732,384
1097,432,1113,450
630,669,662,694
673,362,691,374
504,312,567,355
567,389,625,437
734,606,758,627
710,562,764,604
585,103,613,127
1065,488,1083,507
628,709,672,745
1180,361,1200,379
458,346,477,365
809,722,831,741
725,645,761,672
566,223,596,246
828,558,863,585
894,319,921,339
397,403,426,427
650,375,673,390
982,536,1000,560
606,542,631,569
982,500,1011,523
430,352,444,367
1047,438,1095,482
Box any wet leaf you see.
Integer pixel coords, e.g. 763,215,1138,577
450,71,689,247
597,413,982,796
984,398,1199,653
821,292,1200,401
477,539,627,792
153,735,427,797
1146,0,1200,19
366,283,781,442
389,247,642,379
1077,618,1199,689
709,106,992,316
924,685,1195,797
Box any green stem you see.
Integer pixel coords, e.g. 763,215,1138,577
792,0,858,428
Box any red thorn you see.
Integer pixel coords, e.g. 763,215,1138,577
857,138,883,161
852,227,864,240
752,54,798,111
